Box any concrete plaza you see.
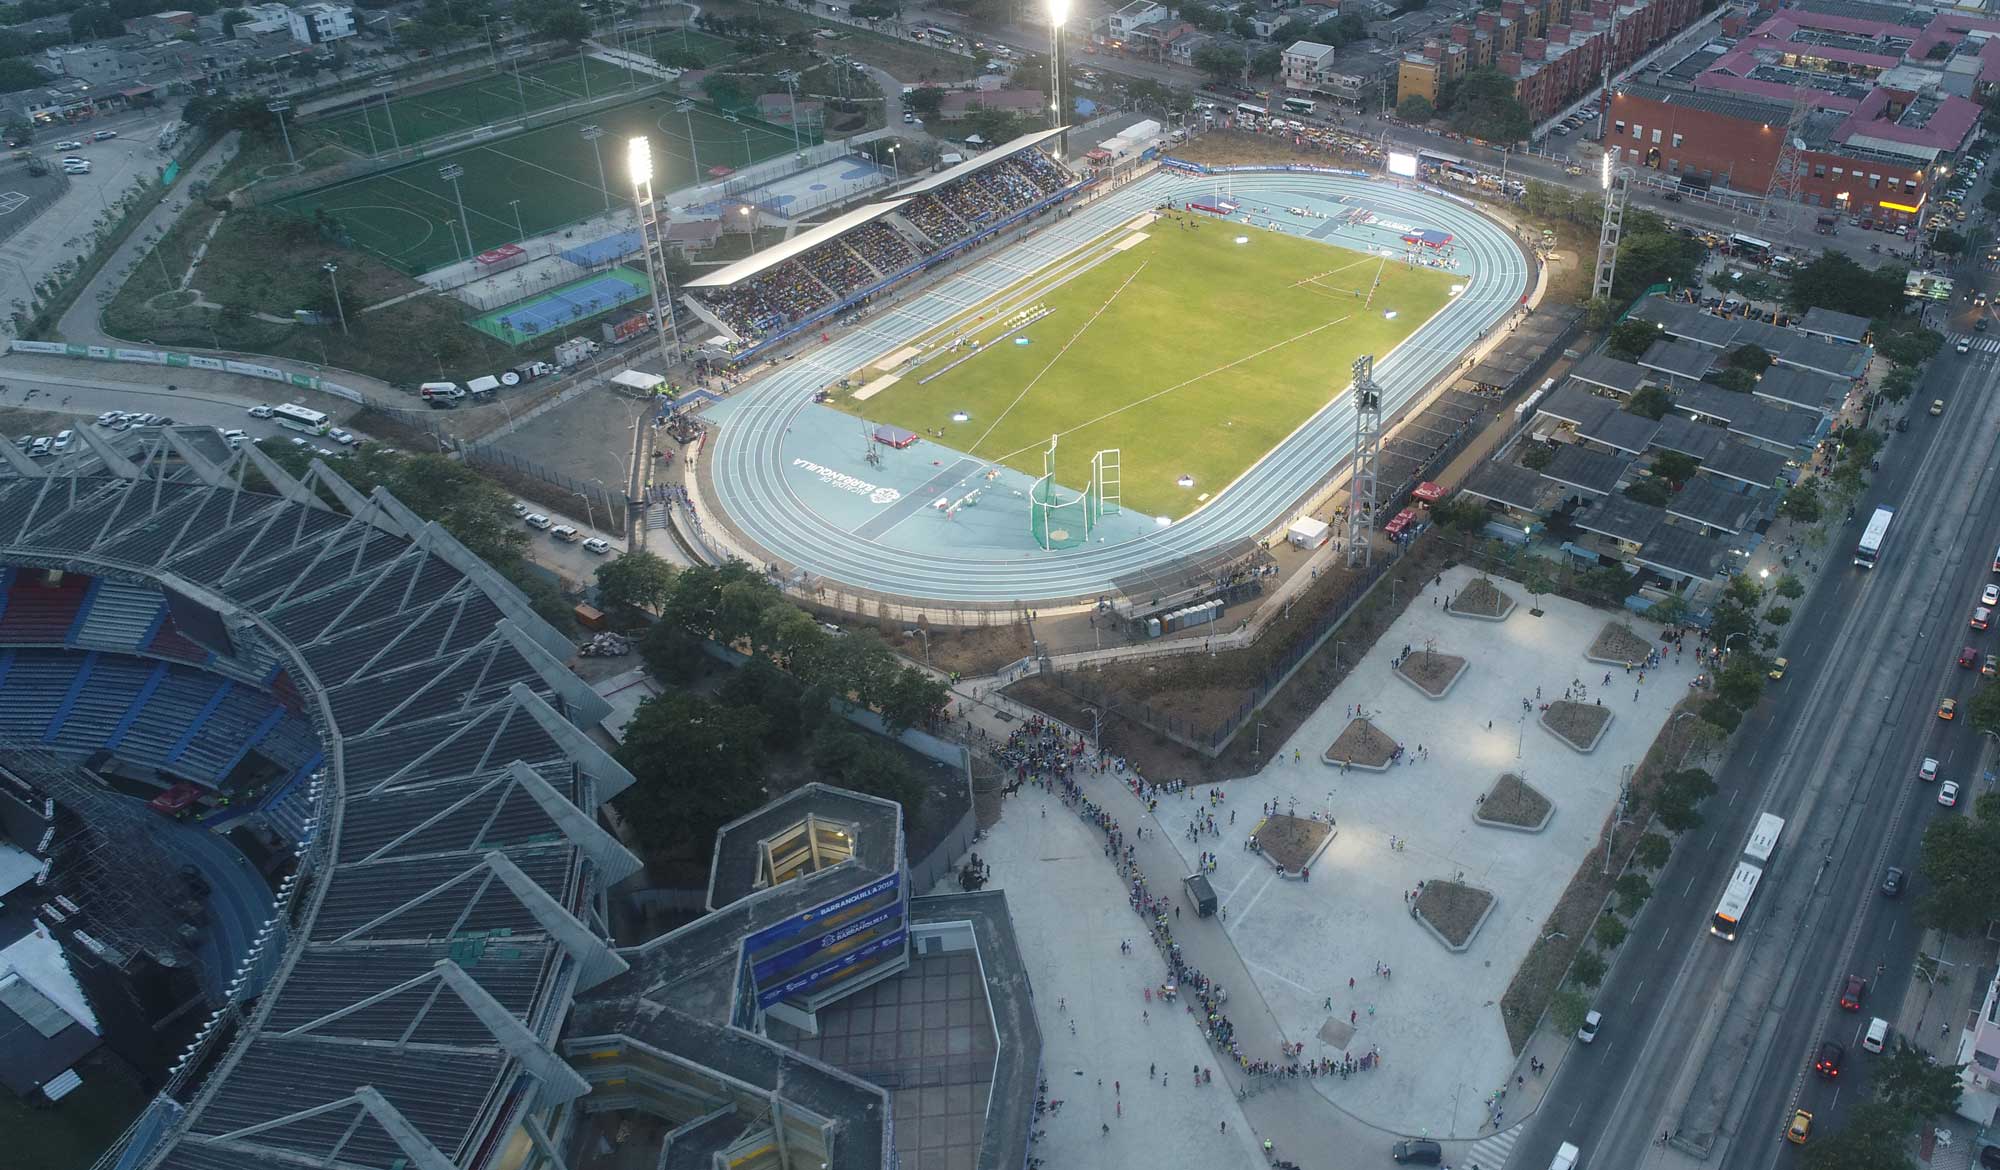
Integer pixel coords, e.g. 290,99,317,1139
1153,562,1699,1138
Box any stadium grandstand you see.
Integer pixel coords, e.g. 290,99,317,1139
0,424,1038,1170
684,129,1080,358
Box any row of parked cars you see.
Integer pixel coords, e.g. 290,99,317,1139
515,502,611,554
13,429,74,456
1548,105,1598,137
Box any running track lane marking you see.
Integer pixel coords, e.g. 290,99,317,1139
851,456,983,540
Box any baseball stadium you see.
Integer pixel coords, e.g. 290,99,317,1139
679,130,1538,608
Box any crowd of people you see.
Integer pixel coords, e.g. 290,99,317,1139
994,717,1387,1092
694,148,1078,339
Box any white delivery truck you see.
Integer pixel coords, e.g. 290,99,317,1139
1549,1142,1581,1170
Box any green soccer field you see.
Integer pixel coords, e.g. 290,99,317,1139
306,54,660,157
276,95,806,275
845,222,1459,519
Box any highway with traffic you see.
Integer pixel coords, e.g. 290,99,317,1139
1508,327,2000,1170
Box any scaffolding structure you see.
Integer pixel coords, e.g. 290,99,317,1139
2,745,205,979
1346,354,1383,569
1763,85,1814,232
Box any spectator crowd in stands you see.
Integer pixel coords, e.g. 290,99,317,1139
695,148,1077,341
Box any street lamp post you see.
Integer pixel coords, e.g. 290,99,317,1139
1047,0,1069,159
628,135,683,371
509,198,525,243
268,101,295,166
323,262,347,335
439,164,471,260
574,490,597,532
887,143,900,183
776,69,804,154
581,125,610,210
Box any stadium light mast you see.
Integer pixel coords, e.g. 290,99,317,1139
676,100,702,178
323,262,347,335
267,101,294,167
629,135,683,370
1592,150,1631,303
1047,0,1069,159
439,164,471,261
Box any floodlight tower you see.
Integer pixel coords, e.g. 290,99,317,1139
1593,151,1632,303
629,136,683,370
1047,0,1069,159
1346,354,1383,570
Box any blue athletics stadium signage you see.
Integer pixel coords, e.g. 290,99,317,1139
743,872,902,953
755,929,908,1009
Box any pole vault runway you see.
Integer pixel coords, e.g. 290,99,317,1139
706,169,1534,605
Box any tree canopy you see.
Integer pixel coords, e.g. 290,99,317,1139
1442,68,1531,145
615,690,769,861
1918,788,2000,934
1787,252,1905,319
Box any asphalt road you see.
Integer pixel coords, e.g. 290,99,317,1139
1506,338,2000,1170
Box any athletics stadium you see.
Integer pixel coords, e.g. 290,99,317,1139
681,130,1536,608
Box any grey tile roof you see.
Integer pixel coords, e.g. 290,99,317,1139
1639,338,1718,381
0,440,641,1170
1634,523,1728,580
1536,382,1618,429
1797,306,1872,344
1651,414,1727,460
1541,445,1632,496
1569,352,1652,396
1580,410,1663,455
1703,441,1793,488
1461,461,1554,510
1752,364,1847,414
1722,397,1820,451
1664,475,1759,534
1573,493,1664,544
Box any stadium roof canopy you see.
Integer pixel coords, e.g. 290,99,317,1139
0,426,638,1170
683,199,908,289
683,126,1066,291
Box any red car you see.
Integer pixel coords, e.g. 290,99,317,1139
1838,974,1866,1011
149,782,202,818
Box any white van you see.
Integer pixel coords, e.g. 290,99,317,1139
1863,1017,1889,1054
419,382,464,408
1549,1142,1581,1170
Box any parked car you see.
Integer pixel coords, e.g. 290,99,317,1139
51,429,73,452
511,501,531,517
54,139,81,150
28,436,50,456
582,537,611,554
95,410,121,426
247,404,274,418
327,427,356,445
549,524,581,542
221,428,246,448
524,513,552,530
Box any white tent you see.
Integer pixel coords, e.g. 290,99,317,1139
1287,516,1330,549
610,369,665,394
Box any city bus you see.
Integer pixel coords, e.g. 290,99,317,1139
1728,233,1773,256
271,404,329,435
1282,96,1316,116
1236,102,1270,121
1712,813,1785,940
1855,505,1895,568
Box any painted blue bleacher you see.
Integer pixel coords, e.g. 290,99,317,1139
117,669,221,766
105,661,169,750
49,656,157,755
43,651,97,742
73,580,167,655
0,652,80,742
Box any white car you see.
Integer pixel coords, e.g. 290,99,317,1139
1577,1010,1601,1043
549,524,581,542
511,501,531,517
247,404,274,418
1984,584,1999,607
523,513,552,530
220,428,246,448
1959,338,1973,354
327,427,356,445
288,436,311,449
28,437,50,456
1940,780,1961,807
582,537,611,554
51,429,73,452
1920,757,1939,781
96,411,121,426
54,139,81,150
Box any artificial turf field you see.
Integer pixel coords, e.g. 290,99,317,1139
278,92,807,275
306,54,663,157
844,220,1459,519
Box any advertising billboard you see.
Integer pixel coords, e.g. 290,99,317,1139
1387,151,1418,178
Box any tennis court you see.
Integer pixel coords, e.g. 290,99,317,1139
275,94,809,275
307,53,658,157
470,266,653,344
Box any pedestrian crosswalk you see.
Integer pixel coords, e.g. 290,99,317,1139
1948,332,2000,354
1462,1120,1523,1169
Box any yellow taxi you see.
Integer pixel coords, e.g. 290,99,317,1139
1941,697,1959,721
1768,657,1789,681
1787,1109,1812,1144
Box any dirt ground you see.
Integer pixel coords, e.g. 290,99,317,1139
1542,700,1611,750
1414,880,1494,948
0,405,86,440
1478,773,1551,828
1450,577,1513,618
1396,651,1465,697
1589,622,1654,665
490,388,647,499
1008,535,1462,783
1325,719,1396,767
1252,814,1331,871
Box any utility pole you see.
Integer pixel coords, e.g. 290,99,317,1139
323,262,348,335
267,101,295,166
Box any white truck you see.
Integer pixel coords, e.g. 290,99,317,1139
502,361,555,385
